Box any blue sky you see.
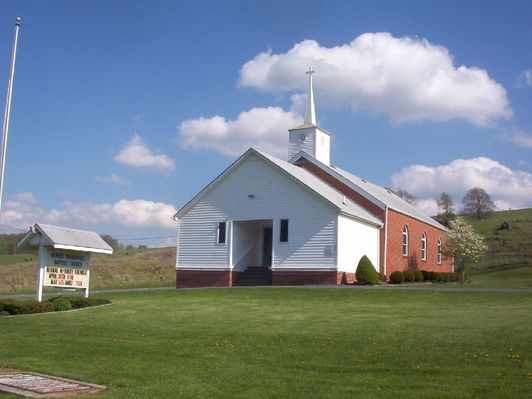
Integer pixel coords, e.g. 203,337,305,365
0,0,531,246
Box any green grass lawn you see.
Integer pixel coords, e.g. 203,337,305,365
469,266,532,288
1,288,531,398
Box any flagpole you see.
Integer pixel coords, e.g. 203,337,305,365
0,17,21,222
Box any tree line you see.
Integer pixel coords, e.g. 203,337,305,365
396,186,496,221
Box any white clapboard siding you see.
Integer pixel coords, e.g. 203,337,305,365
178,152,338,269
337,215,380,273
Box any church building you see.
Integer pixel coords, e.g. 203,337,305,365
173,70,453,287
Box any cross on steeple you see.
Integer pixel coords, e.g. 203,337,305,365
304,67,316,125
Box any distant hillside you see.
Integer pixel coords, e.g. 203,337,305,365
456,208,532,287
461,208,532,271
0,247,176,293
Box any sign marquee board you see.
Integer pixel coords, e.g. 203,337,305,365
44,250,90,289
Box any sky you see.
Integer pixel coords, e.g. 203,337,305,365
0,0,531,246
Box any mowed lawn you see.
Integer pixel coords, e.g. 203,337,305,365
1,289,531,398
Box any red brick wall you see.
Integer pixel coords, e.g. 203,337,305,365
177,269,352,287
272,270,340,285
385,209,452,276
296,161,387,275
176,269,234,288
340,272,357,285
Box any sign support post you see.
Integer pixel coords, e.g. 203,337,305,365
36,245,46,302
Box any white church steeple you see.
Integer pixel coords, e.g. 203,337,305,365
304,67,316,125
288,69,331,165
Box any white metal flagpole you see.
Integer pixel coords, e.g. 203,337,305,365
0,17,21,222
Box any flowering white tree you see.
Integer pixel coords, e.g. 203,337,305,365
444,217,488,283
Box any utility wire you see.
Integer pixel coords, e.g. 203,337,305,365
0,224,176,241
115,235,176,241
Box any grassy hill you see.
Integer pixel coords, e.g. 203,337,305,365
0,247,176,294
462,208,532,287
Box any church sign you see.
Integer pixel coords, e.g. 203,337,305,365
17,223,113,302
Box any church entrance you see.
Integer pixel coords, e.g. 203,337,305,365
231,219,273,271
231,219,273,286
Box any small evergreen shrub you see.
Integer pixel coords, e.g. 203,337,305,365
453,272,461,282
50,297,72,311
421,270,431,281
403,270,415,282
355,255,380,285
389,271,404,284
414,270,424,282
65,296,111,309
428,271,437,281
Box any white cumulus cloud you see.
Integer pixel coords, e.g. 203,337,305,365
239,33,512,127
115,135,175,173
3,194,177,231
178,106,303,158
95,174,130,185
391,157,532,213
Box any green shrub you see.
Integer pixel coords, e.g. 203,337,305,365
0,299,54,315
403,270,415,282
63,296,111,309
355,255,380,285
49,297,72,311
428,271,437,281
414,270,424,282
452,272,461,282
389,271,404,284
0,310,9,316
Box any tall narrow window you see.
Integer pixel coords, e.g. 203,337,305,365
217,222,226,244
437,237,442,264
402,225,409,256
421,232,427,261
280,219,289,242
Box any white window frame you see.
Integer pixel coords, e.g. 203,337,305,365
421,232,427,261
402,225,409,257
216,221,227,245
437,237,442,264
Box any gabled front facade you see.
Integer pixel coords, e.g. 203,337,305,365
174,149,382,287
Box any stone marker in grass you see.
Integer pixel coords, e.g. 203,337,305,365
0,370,105,398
